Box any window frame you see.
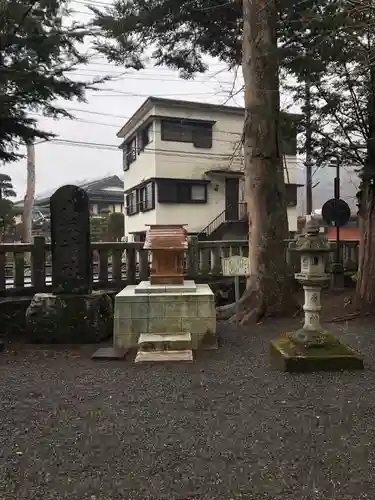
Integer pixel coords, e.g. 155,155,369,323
160,119,213,148
125,190,138,215
157,179,208,204
124,137,137,170
138,123,153,153
190,183,207,202
139,181,155,212
125,181,156,216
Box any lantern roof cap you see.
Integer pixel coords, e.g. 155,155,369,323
293,218,331,253
305,218,320,235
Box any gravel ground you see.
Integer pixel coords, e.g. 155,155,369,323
0,318,374,500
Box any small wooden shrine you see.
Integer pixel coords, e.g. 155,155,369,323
144,224,188,285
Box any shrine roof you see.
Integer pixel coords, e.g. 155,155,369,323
143,225,188,250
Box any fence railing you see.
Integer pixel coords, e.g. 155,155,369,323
0,236,359,296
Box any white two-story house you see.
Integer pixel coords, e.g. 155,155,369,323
118,97,300,241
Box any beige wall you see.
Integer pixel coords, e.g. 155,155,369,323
123,111,157,239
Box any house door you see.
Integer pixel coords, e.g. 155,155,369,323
225,178,239,220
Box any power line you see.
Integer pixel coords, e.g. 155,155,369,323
29,110,247,139
40,139,294,171
49,138,239,157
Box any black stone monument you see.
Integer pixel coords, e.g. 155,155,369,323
25,185,113,344
50,185,92,294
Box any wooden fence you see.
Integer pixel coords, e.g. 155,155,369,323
0,236,359,296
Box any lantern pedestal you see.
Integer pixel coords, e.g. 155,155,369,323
270,335,364,373
270,218,363,373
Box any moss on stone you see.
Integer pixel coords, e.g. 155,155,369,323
270,333,364,372
26,291,113,344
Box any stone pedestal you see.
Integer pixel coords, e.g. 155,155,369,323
26,291,113,343
291,278,327,345
113,280,217,353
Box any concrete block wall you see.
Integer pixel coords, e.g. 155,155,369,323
114,284,216,350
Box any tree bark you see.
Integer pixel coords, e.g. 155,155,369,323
23,141,35,245
355,57,375,309
230,0,298,324
355,182,375,307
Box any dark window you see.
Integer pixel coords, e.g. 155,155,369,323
157,179,207,204
157,179,178,203
139,181,155,212
285,184,297,207
126,190,138,215
161,119,212,148
138,123,153,153
97,202,110,214
124,137,136,170
192,124,213,148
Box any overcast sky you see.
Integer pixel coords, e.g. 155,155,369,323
3,0,359,213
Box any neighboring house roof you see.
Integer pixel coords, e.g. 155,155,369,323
117,96,302,139
14,175,124,208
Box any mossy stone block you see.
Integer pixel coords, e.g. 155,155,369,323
270,334,364,373
26,291,113,344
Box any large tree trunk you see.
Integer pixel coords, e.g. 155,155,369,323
355,182,375,307
355,62,375,309
228,0,298,324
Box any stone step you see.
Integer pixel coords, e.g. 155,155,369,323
135,349,193,363
138,332,192,351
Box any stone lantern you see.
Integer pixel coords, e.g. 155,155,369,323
270,218,364,372
291,218,331,345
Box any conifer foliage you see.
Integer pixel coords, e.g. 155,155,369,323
0,0,99,163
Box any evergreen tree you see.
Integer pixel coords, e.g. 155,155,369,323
0,173,16,199
0,173,16,235
281,0,375,307
0,0,102,163
107,212,124,242
91,0,241,77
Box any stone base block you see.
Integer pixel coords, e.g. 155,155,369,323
135,350,193,363
26,291,113,344
270,334,364,373
114,282,217,350
138,332,192,351
91,346,128,360
134,280,197,294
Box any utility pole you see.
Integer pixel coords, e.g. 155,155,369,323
327,154,344,289
333,156,341,266
305,77,313,216
23,141,36,244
